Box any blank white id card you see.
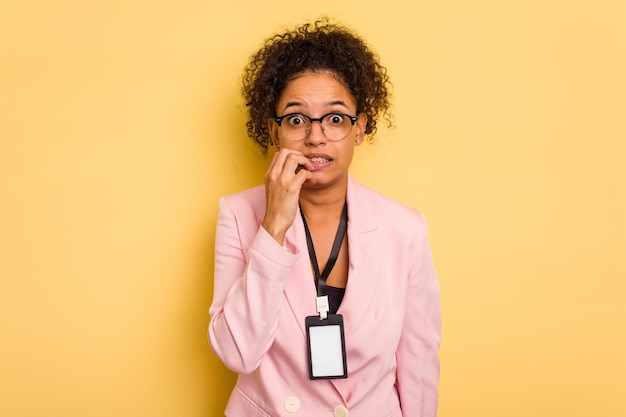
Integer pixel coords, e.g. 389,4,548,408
305,314,348,379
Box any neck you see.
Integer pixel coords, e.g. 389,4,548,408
299,178,348,222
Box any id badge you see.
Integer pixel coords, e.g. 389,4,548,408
305,314,348,379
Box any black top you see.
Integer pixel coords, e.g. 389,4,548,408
325,285,346,315
300,201,348,299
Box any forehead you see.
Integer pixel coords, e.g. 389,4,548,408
277,71,356,112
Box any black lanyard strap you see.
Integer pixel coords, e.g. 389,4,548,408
300,201,348,297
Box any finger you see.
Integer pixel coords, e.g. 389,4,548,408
294,155,314,171
266,150,295,181
294,166,313,184
266,150,285,174
283,153,314,175
283,153,303,175
274,149,312,170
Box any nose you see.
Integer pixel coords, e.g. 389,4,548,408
304,120,326,145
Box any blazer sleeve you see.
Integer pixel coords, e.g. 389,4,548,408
208,196,301,374
396,212,441,417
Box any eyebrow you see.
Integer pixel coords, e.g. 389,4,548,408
282,100,350,112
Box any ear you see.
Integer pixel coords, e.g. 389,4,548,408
354,113,368,146
268,118,281,149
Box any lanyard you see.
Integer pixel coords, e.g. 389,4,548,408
300,201,348,297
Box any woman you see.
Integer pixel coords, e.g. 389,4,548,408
209,18,441,417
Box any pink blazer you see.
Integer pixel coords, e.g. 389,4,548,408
209,175,441,417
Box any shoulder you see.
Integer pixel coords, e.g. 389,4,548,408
218,184,266,225
349,178,432,263
221,184,265,207
349,177,426,229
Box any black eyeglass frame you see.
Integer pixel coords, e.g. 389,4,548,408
273,112,359,141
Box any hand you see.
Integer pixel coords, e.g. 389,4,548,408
262,149,314,245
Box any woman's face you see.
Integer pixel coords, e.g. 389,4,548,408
269,71,367,190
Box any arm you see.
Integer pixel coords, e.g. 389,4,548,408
208,197,300,374
396,212,441,417
208,149,313,374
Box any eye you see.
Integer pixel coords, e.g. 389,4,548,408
327,113,345,125
286,114,307,127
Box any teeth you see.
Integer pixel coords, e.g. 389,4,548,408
309,157,329,163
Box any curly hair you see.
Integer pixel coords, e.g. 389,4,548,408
241,17,392,154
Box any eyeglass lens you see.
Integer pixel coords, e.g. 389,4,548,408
279,113,354,141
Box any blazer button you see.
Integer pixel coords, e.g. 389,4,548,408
284,396,300,413
333,405,349,417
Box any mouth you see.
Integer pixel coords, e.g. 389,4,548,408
306,154,333,170
308,156,331,164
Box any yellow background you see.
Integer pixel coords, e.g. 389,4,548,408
1,0,624,416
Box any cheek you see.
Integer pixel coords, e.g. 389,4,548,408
279,139,303,152
340,143,356,161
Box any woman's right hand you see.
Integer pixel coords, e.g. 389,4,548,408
262,149,314,245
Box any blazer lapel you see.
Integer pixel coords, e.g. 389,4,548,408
282,205,319,337
280,176,383,342
338,175,382,342
329,176,383,398
275,176,383,401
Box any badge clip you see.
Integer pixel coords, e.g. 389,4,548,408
316,295,329,320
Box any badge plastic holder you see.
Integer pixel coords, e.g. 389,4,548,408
305,313,348,380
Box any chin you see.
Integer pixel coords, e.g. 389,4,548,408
303,172,345,189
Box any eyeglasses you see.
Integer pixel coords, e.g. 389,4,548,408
274,112,359,142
